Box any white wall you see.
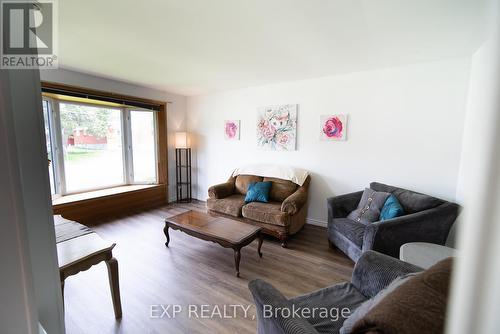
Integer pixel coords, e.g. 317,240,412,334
40,68,187,201
446,1,500,332
1,69,65,333
187,58,471,225
1,71,40,334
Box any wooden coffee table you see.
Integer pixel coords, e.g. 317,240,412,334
164,210,263,277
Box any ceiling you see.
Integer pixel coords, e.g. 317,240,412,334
58,0,488,96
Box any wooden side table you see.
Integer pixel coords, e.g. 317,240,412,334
55,216,122,319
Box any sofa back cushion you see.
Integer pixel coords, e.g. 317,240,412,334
263,177,298,202
379,195,405,221
370,182,444,214
347,188,390,224
235,175,263,195
350,257,453,334
245,181,272,203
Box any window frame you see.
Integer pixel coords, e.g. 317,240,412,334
42,99,59,195
43,97,159,196
126,108,159,185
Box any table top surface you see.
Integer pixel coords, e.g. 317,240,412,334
165,210,261,244
57,232,115,270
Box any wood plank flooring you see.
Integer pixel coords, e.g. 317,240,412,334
63,201,354,334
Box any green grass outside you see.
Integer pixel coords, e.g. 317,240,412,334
65,147,102,162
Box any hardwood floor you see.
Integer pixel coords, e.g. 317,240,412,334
63,201,354,334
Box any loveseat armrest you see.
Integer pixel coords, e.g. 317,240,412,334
362,202,460,258
327,191,363,221
249,279,320,334
351,251,422,298
281,189,307,215
281,175,311,215
208,179,235,199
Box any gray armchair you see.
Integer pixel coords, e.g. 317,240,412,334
248,251,422,334
327,182,460,261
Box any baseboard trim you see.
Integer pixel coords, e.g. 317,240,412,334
306,218,327,228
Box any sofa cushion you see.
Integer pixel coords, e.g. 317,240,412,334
235,175,263,195
347,188,390,224
370,182,444,214
263,177,298,202
244,181,272,203
329,218,366,249
207,194,246,217
340,273,416,334
350,257,452,334
242,201,288,226
290,282,367,334
379,194,404,221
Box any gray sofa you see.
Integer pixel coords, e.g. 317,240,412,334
327,182,460,262
249,251,422,334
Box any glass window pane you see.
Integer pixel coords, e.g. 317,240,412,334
59,103,124,192
42,100,56,195
131,111,156,183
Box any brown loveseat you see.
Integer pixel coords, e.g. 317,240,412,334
207,174,311,247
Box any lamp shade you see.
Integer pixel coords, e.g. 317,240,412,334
175,132,188,148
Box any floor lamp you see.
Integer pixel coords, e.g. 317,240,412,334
175,132,192,203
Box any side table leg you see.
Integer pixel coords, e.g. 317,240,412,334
105,257,122,319
61,279,65,313
234,248,241,277
164,224,170,247
257,232,263,258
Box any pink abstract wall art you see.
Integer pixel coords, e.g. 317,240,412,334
224,120,240,140
257,104,297,150
320,115,347,141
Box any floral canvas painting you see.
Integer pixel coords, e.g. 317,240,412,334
224,120,240,140
257,104,297,150
320,114,347,141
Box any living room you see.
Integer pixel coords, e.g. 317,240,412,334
1,1,500,334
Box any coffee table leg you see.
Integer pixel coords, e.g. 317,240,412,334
61,279,65,313
257,232,263,258
234,248,241,277
164,224,170,247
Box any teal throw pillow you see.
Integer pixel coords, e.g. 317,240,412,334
245,182,272,203
380,194,404,221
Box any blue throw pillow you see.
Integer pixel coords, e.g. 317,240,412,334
245,181,272,203
380,194,404,221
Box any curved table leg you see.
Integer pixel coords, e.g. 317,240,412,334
164,224,170,247
257,232,263,258
61,279,65,313
105,257,122,319
234,248,241,277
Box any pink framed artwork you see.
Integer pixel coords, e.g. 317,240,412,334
257,104,297,151
224,120,240,140
320,115,347,141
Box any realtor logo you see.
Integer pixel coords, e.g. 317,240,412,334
1,0,58,69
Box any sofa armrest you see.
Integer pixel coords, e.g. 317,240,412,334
281,189,307,215
363,202,460,258
351,251,422,298
281,176,311,215
208,178,235,199
327,191,363,221
249,279,319,334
